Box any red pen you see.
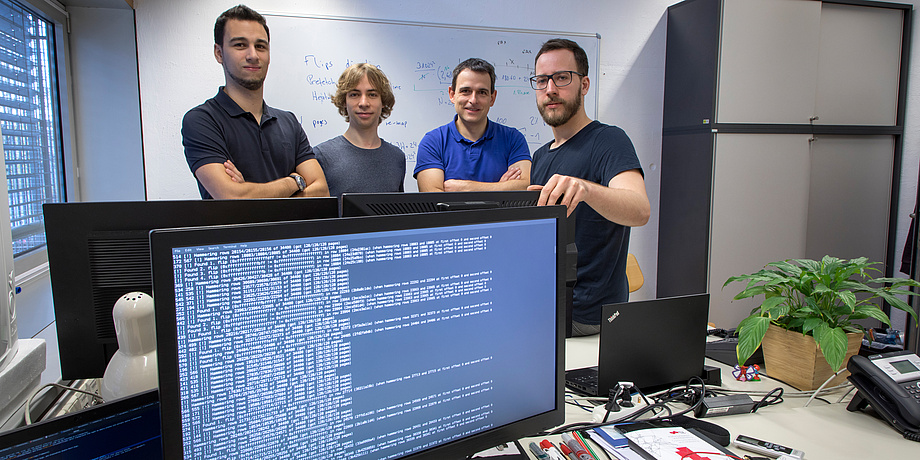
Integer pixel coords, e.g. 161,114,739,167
559,441,578,460
539,439,566,460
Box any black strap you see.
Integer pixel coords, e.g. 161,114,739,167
669,414,731,446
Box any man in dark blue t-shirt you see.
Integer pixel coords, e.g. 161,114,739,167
528,39,650,336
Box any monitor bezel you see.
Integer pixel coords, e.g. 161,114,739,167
340,190,541,217
151,206,566,459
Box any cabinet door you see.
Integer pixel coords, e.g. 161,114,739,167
709,134,812,328
717,0,821,124
805,135,893,261
814,4,903,125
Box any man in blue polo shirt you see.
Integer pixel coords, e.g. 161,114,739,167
182,5,328,199
414,58,531,192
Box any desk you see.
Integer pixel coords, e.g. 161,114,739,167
522,335,919,458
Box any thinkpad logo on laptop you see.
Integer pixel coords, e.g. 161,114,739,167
607,310,620,323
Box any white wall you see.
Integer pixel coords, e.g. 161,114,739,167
69,6,145,201
134,0,670,300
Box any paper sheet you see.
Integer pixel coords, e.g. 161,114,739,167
623,426,727,460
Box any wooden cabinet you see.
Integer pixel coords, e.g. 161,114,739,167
658,0,909,328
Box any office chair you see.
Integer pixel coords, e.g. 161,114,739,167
627,253,644,293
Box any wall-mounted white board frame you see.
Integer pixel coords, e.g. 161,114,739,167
262,12,600,192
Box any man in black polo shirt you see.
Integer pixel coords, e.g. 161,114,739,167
182,5,328,199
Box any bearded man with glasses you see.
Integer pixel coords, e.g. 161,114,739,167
527,39,650,337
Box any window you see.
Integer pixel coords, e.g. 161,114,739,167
0,0,63,257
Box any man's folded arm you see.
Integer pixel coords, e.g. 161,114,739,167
416,168,446,192
195,162,300,199
293,159,330,197
443,159,532,192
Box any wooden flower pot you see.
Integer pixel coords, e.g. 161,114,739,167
760,324,862,391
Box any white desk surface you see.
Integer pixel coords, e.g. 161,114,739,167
519,335,919,459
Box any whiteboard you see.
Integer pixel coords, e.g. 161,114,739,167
262,13,599,192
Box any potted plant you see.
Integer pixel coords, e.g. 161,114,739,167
724,256,920,390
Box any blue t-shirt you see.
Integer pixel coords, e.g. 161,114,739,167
531,121,643,326
413,116,531,181
182,88,315,199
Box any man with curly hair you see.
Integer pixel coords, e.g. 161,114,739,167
313,63,406,197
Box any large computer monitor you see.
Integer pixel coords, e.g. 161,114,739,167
43,198,339,379
151,206,566,459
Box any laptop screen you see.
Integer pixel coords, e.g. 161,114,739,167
151,208,566,459
597,294,710,394
0,390,161,459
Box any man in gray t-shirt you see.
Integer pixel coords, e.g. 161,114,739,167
313,63,406,197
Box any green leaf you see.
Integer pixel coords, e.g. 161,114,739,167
736,316,771,366
836,278,869,289
734,285,767,300
802,318,823,335
814,324,848,372
853,304,892,326
838,291,857,310
804,296,822,313
767,260,801,277
759,296,787,315
794,258,821,273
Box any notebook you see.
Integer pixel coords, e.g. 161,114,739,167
565,294,710,396
0,389,161,459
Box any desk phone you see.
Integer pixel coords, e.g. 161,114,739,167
846,350,920,440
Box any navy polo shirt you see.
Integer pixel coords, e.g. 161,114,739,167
413,116,531,182
182,87,315,199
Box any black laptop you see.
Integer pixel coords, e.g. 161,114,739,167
565,294,710,396
0,389,161,459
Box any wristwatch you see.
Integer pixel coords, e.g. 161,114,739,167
289,173,306,192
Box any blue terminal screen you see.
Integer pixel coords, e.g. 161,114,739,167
169,218,558,459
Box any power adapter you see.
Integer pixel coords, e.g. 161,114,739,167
701,364,721,387
695,394,755,418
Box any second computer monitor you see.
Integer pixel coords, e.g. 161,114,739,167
44,198,339,379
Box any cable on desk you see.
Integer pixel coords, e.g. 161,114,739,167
835,385,856,403
749,387,783,412
24,382,105,425
565,393,596,412
540,376,707,436
803,369,845,408
716,383,850,397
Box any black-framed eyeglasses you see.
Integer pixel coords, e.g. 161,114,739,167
529,70,585,90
